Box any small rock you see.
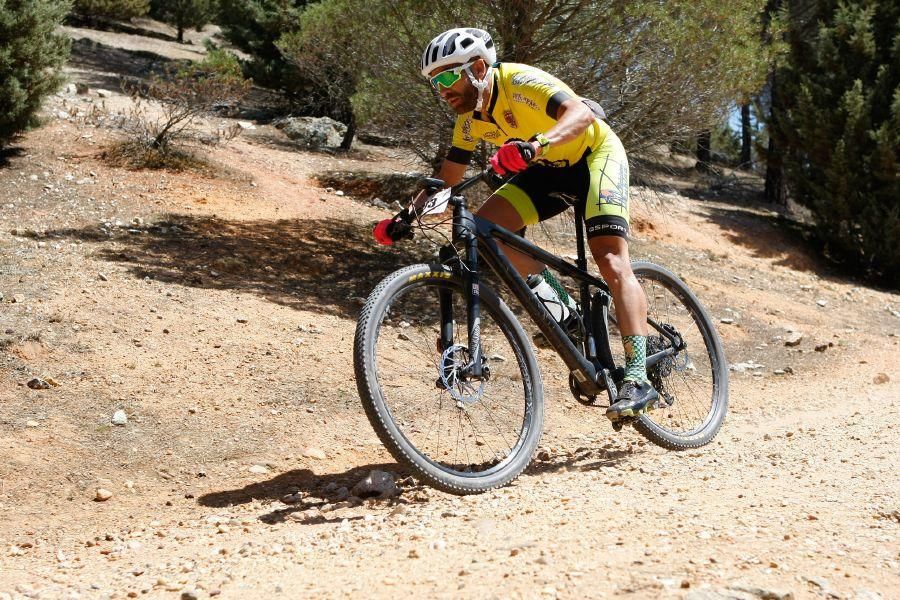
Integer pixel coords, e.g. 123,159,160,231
784,331,804,347
301,447,326,460
111,410,128,426
814,343,831,352
180,590,198,600
95,488,113,501
236,316,249,324
237,121,255,130
248,464,270,475
335,190,345,197
25,420,39,428
98,272,108,281
728,583,794,600
873,373,890,385
720,317,734,324
27,378,51,390
96,89,112,98
816,299,828,307
281,493,303,504
351,469,399,499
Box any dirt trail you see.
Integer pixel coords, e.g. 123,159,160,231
1,28,899,600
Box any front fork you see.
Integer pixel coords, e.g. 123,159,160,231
438,203,484,380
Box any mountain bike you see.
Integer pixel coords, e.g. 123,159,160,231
354,169,728,494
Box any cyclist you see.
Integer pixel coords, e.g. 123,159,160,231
374,27,657,421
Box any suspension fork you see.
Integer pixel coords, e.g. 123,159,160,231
462,213,484,378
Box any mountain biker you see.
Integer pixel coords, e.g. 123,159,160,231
373,27,657,421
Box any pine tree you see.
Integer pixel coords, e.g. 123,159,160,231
770,0,899,285
149,0,216,43
0,0,71,149
71,0,149,20
217,0,310,92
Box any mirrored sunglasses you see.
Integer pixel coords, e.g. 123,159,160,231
429,62,473,90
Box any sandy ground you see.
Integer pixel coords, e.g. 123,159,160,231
1,21,898,600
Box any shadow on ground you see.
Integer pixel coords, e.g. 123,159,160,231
198,462,417,525
700,204,827,275
68,38,187,92
47,215,435,320
0,146,26,168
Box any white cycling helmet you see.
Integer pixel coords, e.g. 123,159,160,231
420,28,497,78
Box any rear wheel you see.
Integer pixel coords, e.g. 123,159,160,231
354,264,543,494
612,262,729,449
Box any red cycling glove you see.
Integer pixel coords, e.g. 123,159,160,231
490,140,536,176
373,213,413,245
373,219,395,245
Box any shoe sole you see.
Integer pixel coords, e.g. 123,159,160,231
605,395,659,422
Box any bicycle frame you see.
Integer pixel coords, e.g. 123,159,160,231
435,171,683,404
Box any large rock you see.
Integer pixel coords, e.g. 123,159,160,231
275,116,347,148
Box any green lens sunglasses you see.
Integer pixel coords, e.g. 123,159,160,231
430,62,474,90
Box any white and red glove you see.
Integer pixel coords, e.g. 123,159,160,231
489,140,537,176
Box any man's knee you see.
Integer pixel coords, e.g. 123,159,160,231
590,238,632,286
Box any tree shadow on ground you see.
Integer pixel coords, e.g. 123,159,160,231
0,146,26,168
700,203,830,275
47,215,436,320
68,38,189,92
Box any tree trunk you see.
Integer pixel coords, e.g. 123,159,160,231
696,129,712,171
340,112,355,150
740,103,752,169
763,136,787,205
177,25,184,44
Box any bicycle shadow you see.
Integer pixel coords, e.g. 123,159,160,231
46,215,434,321
524,447,634,477
197,462,416,525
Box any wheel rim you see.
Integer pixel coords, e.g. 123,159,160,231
371,280,535,477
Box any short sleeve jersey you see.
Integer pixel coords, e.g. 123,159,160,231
448,63,612,167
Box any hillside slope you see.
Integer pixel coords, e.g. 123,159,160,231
1,24,898,600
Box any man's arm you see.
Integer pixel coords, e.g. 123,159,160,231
532,98,595,156
411,159,469,210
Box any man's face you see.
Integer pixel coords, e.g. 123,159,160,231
429,60,483,114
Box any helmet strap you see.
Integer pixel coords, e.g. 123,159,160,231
465,64,492,112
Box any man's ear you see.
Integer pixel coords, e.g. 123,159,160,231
472,58,488,78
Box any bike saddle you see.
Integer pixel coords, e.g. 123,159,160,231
422,177,445,193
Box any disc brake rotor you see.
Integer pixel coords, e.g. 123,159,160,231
439,344,485,406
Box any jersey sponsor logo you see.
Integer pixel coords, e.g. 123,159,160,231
483,130,501,140
588,222,628,235
511,72,550,87
461,117,474,143
511,93,539,110
598,189,627,209
503,110,518,129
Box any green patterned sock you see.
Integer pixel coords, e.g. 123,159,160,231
540,269,571,305
623,335,648,383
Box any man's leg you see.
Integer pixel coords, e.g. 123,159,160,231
589,235,658,418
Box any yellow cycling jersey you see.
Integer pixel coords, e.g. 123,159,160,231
448,62,612,167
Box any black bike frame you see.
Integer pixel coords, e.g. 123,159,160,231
438,171,682,403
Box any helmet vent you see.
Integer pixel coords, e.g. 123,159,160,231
444,32,460,56
460,38,473,49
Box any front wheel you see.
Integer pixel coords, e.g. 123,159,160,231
623,262,729,449
354,264,543,494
